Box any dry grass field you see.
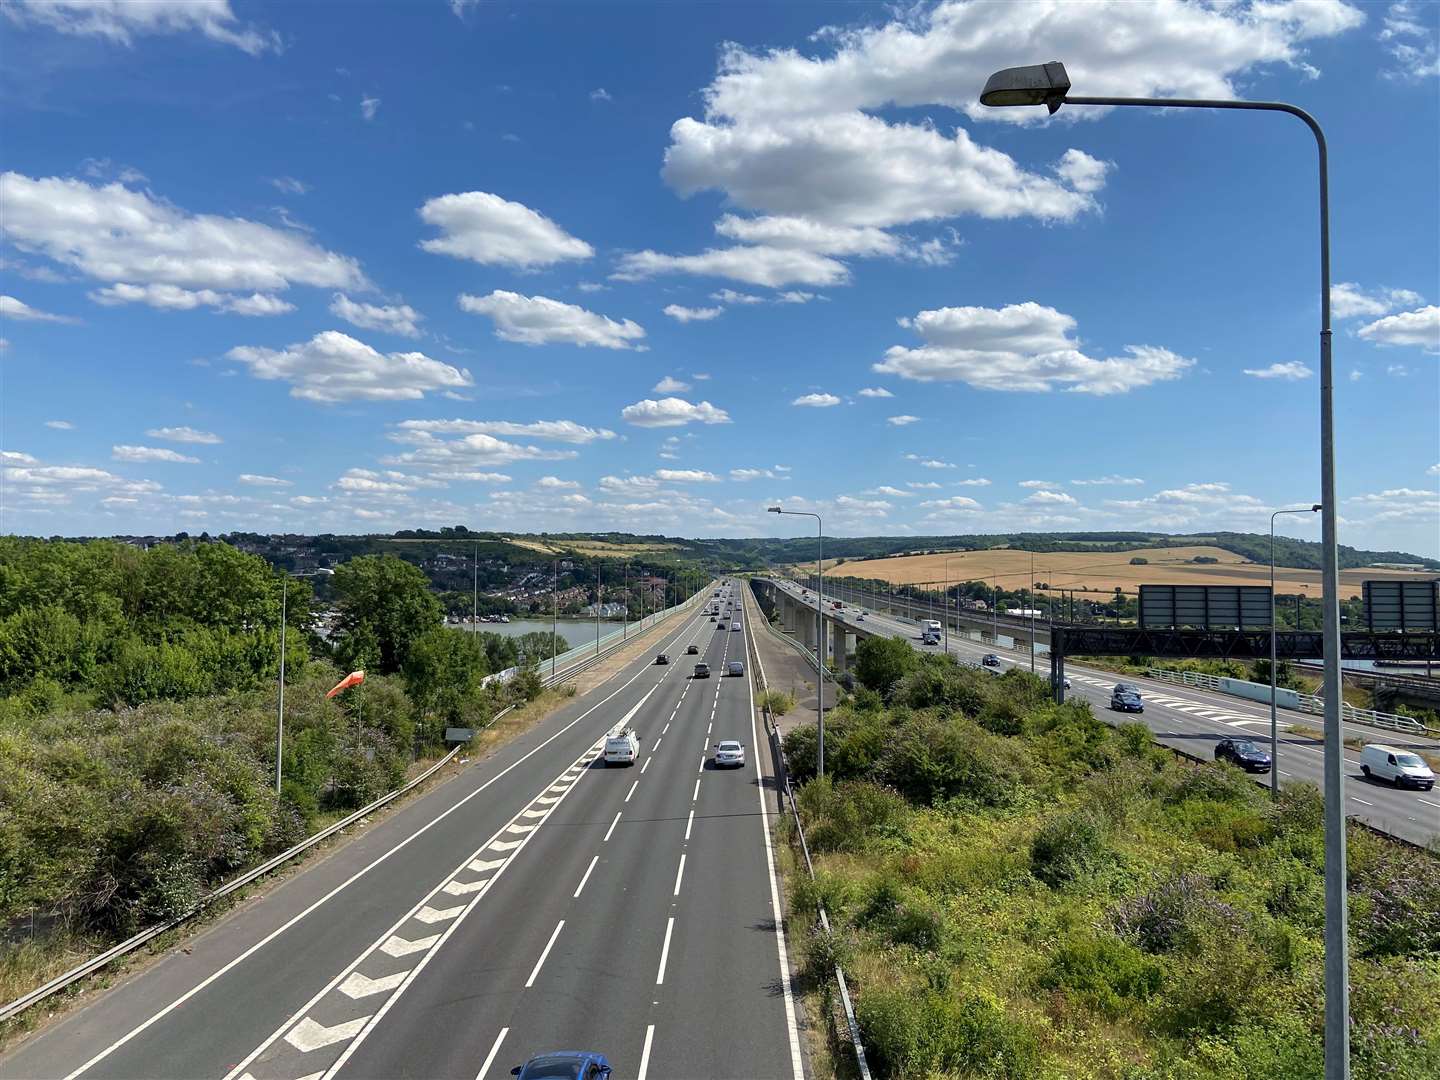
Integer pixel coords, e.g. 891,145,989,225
823,545,1434,600
504,537,683,558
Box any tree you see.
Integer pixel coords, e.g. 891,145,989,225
403,628,488,725
331,556,442,674
853,636,917,698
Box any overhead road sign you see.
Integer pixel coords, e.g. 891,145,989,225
1363,579,1439,632
1139,584,1272,630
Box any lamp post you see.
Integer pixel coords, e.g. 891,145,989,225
551,559,559,680
276,574,289,795
980,60,1347,1079
769,506,825,779
1271,505,1323,797
943,555,965,654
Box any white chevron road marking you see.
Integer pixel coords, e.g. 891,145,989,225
442,878,487,896
415,904,465,924
469,858,505,872
380,933,440,958
284,1015,370,1053
338,970,408,1000
489,838,523,852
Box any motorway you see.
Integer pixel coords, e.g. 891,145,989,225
1,584,805,1080
765,578,1440,848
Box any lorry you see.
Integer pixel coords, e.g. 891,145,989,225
922,619,943,636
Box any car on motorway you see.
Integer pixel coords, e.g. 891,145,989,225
714,739,746,768
1053,675,1072,690
693,662,711,678
710,615,717,621
856,612,865,621
686,644,699,654
603,730,639,767
1360,744,1436,789
1111,687,1144,712
510,1051,612,1079
654,653,669,665
1214,738,1272,773
717,620,727,630
731,622,741,631
982,654,1001,666
727,660,744,676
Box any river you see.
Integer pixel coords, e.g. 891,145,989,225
455,618,627,650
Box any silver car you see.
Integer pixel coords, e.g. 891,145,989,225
713,740,746,768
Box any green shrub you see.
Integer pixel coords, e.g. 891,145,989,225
857,986,1038,1079
853,636,917,698
796,777,911,854
877,714,1034,809
1037,933,1163,1017
1030,809,1112,888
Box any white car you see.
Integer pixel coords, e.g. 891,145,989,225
604,729,639,767
713,739,746,768
1359,744,1436,790
731,622,741,631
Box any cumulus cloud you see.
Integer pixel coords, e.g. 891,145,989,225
330,293,423,337
865,485,912,497
731,467,785,481
953,477,991,487
655,469,721,483
1053,149,1112,194
112,445,199,464
1331,281,1425,319
44,420,75,430
711,289,765,305
1071,475,1144,486
4,0,280,55
905,454,955,469
1019,479,1060,488
1357,306,1440,351
599,474,662,494
1379,2,1440,80
419,191,593,268
620,397,732,427
89,281,295,316
920,496,983,511
1024,489,1078,506
713,214,900,257
147,426,221,444
394,419,615,444
1244,361,1313,380
238,473,291,487
887,415,920,426
653,375,691,393
459,290,646,349
857,386,893,398
227,330,473,403
612,246,848,288
536,476,581,490
907,481,941,489
590,87,613,102
876,301,1193,394
1345,486,1440,525
1,172,366,295
0,294,75,323
663,303,723,323
792,392,841,407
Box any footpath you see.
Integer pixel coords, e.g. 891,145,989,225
741,580,831,741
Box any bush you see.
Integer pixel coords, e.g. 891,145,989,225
796,777,911,854
1030,809,1112,888
876,714,1035,809
857,986,1038,1079
853,636,917,698
1038,933,1163,1017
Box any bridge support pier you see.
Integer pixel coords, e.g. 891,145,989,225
831,624,849,675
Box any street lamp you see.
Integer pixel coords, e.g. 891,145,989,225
1271,505,1323,797
769,506,826,779
981,61,1348,1079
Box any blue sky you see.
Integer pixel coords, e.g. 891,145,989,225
1,0,1437,555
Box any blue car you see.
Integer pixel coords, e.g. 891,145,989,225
511,1051,612,1079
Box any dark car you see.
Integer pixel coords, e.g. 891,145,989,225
1215,738,1272,773
982,654,1001,667
693,662,711,678
1111,689,1144,712
686,644,699,654
511,1051,612,1079
654,653,669,665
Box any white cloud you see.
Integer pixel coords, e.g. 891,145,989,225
1379,2,1440,80
270,176,309,195
877,301,1193,394
227,330,473,403
713,214,900,257
1071,475,1144,486
1426,463,1440,476
44,420,75,430
792,392,841,407
459,290,646,349
653,375,691,393
620,397,732,427
1053,149,1112,194
1024,489,1078,506
89,281,295,316
776,290,817,304
599,474,661,494
655,469,721,483
112,445,199,464
330,293,423,337
1331,281,1425,319
1357,306,1440,351
731,467,784,481
394,419,616,444
146,426,221,444
711,289,765,305
1019,479,1060,488
590,87,613,101
419,191,593,268
0,294,74,323
536,476,581,490
1244,361,1313,380
1346,486,1440,526
2,172,366,295
905,454,955,469
361,95,381,121
1,451,39,465
238,474,291,487
919,496,982,512
857,387,893,398
907,481,941,489
334,468,447,494
953,477,991,487
4,0,280,55
613,246,848,288
866,485,913,498
663,303,723,323
887,415,920,426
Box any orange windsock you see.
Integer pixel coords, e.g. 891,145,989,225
326,670,366,698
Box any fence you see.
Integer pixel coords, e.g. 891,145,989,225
1144,667,1433,736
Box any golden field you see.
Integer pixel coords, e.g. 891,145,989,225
504,537,684,558
820,545,1434,600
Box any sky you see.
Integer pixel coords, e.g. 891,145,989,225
1,0,1437,556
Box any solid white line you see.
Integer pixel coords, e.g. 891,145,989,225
641,756,652,774
474,1027,508,1080
1420,797,1440,808
525,920,565,988
692,777,701,801
1352,797,1374,806
603,811,622,842
71,603,714,1080
684,808,694,841
673,853,687,896
636,1025,655,1080
655,917,674,985
625,780,639,803
573,855,599,899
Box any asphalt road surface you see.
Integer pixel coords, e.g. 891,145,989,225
2,583,805,1080
767,578,1439,848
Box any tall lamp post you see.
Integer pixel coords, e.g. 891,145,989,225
1271,505,1323,796
979,61,1347,1078
769,506,825,779
274,570,305,795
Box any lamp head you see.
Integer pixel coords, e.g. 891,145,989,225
767,506,782,514
979,61,1071,114
1310,504,1322,512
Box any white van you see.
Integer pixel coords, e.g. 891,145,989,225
604,728,640,767
1359,744,1435,790
922,619,942,636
